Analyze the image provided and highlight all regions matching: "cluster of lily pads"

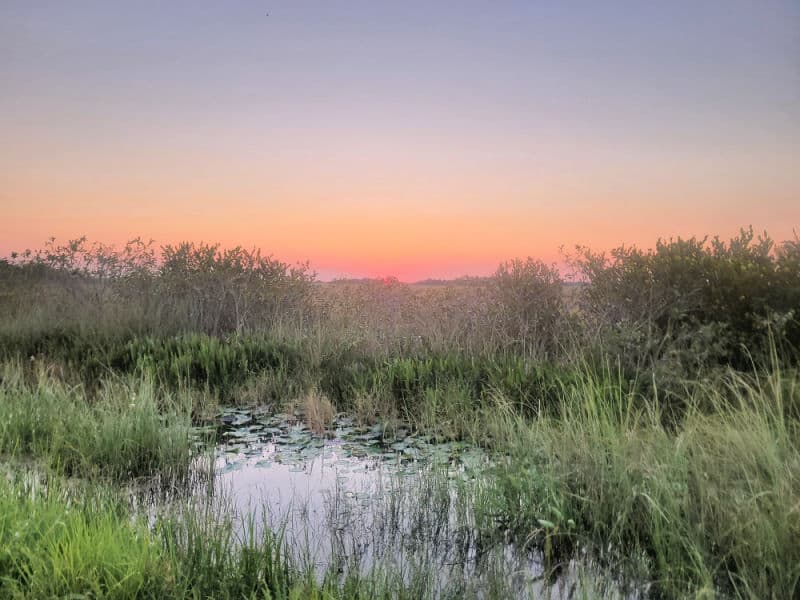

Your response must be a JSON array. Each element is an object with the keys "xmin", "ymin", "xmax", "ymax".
[{"xmin": 205, "ymin": 408, "xmax": 488, "ymax": 476}]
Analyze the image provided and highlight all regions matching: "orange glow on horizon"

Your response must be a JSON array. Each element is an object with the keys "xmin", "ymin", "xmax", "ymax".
[
  {"xmin": 2, "ymin": 2, "xmax": 798, "ymax": 281},
  {"xmin": 4, "ymin": 187, "xmax": 798, "ymax": 282},
  {"xmin": 3, "ymin": 145, "xmax": 799, "ymax": 281}
]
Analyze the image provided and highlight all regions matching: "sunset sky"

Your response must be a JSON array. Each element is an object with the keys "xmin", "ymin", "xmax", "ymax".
[{"xmin": 2, "ymin": 1, "xmax": 798, "ymax": 281}]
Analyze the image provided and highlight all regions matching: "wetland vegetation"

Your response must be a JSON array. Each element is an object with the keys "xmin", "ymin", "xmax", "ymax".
[{"xmin": 0, "ymin": 228, "xmax": 798, "ymax": 598}]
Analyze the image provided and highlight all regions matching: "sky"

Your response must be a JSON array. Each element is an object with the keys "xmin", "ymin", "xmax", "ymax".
[{"xmin": 1, "ymin": 1, "xmax": 798, "ymax": 281}]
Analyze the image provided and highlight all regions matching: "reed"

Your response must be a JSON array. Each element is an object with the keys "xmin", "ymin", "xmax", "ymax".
[
  {"xmin": 487, "ymin": 362, "xmax": 800, "ymax": 598},
  {"xmin": 0, "ymin": 362, "xmax": 196, "ymax": 481}
]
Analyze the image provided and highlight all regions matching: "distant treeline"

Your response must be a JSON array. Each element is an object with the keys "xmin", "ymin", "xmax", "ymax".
[{"xmin": 1, "ymin": 227, "xmax": 798, "ymax": 391}]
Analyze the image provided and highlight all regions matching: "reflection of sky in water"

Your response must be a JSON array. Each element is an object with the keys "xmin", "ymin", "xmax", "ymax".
[
  {"xmin": 210, "ymin": 410, "xmax": 513, "ymax": 583},
  {"xmin": 211, "ymin": 411, "xmax": 459, "ymax": 567},
  {"xmin": 215, "ymin": 440, "xmax": 401, "ymax": 549},
  {"xmin": 201, "ymin": 410, "xmax": 635, "ymax": 598}
]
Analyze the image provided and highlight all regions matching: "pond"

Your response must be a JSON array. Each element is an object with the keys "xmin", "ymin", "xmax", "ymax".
[{"xmin": 183, "ymin": 407, "xmax": 635, "ymax": 598}]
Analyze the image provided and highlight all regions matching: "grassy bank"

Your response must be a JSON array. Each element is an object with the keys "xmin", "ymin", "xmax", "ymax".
[
  {"xmin": 487, "ymin": 363, "xmax": 800, "ymax": 598},
  {"xmin": 0, "ymin": 362, "xmax": 195, "ymax": 482}
]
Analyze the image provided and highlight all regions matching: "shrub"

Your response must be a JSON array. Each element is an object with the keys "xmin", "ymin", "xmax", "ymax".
[
  {"xmin": 574, "ymin": 228, "xmax": 800, "ymax": 378},
  {"xmin": 5, "ymin": 237, "xmax": 316, "ymax": 336},
  {"xmin": 159, "ymin": 242, "xmax": 314, "ymax": 334},
  {"xmin": 489, "ymin": 258, "xmax": 565, "ymax": 357}
]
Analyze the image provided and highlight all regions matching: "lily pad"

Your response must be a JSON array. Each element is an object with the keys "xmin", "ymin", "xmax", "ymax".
[{"xmin": 219, "ymin": 461, "xmax": 244, "ymax": 474}]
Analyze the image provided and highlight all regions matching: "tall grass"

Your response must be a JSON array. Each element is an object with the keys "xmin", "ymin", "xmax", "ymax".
[
  {"xmin": 488, "ymin": 363, "xmax": 800, "ymax": 598},
  {"xmin": 0, "ymin": 475, "xmax": 167, "ymax": 598},
  {"xmin": 1, "ymin": 362, "xmax": 797, "ymax": 597},
  {"xmin": 0, "ymin": 472, "xmax": 320, "ymax": 598},
  {"xmin": 0, "ymin": 330, "xmax": 577, "ymax": 435},
  {"xmin": 0, "ymin": 362, "xmax": 195, "ymax": 481}
]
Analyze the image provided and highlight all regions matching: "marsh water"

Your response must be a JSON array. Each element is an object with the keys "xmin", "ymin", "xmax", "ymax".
[
  {"xmin": 209, "ymin": 409, "xmax": 492, "ymax": 572},
  {"xmin": 174, "ymin": 408, "xmax": 634, "ymax": 598}
]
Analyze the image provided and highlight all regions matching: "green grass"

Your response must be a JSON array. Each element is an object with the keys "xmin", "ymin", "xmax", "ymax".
[
  {"xmin": 487, "ymin": 363, "xmax": 800, "ymax": 598},
  {"xmin": 0, "ymin": 475, "xmax": 167, "ymax": 598},
  {"xmin": 0, "ymin": 362, "xmax": 196, "ymax": 481},
  {"xmin": 0, "ymin": 346, "xmax": 798, "ymax": 597},
  {"xmin": 0, "ymin": 327, "xmax": 582, "ymax": 438},
  {"xmin": 0, "ymin": 471, "xmax": 334, "ymax": 599}
]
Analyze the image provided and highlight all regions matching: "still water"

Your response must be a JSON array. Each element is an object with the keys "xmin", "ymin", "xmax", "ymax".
[{"xmin": 191, "ymin": 408, "xmax": 632, "ymax": 598}]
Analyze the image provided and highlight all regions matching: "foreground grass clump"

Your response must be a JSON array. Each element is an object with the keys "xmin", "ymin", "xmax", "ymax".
[
  {"xmin": 0, "ymin": 362, "xmax": 195, "ymax": 481},
  {"xmin": 488, "ymin": 364, "xmax": 800, "ymax": 599},
  {"xmin": 0, "ymin": 476, "xmax": 167, "ymax": 598},
  {"xmin": 0, "ymin": 473, "xmax": 301, "ymax": 599}
]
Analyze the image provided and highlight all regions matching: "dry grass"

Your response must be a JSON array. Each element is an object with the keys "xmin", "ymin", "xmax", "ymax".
[
  {"xmin": 301, "ymin": 389, "xmax": 335, "ymax": 434},
  {"xmin": 352, "ymin": 390, "xmax": 399, "ymax": 427},
  {"xmin": 310, "ymin": 279, "xmax": 511, "ymax": 356}
]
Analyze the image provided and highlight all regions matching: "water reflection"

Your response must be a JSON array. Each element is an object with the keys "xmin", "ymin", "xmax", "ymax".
[{"xmin": 198, "ymin": 409, "xmax": 633, "ymax": 598}]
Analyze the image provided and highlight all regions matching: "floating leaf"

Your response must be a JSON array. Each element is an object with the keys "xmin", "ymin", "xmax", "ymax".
[{"xmin": 219, "ymin": 461, "xmax": 244, "ymax": 474}]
